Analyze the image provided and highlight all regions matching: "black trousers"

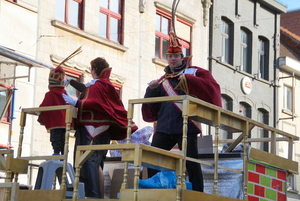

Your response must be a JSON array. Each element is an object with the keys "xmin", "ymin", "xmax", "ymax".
[
  {"xmin": 74, "ymin": 126, "xmax": 111, "ymax": 198},
  {"xmin": 147, "ymin": 132, "xmax": 204, "ymax": 192},
  {"xmin": 50, "ymin": 128, "xmax": 66, "ymax": 155}
]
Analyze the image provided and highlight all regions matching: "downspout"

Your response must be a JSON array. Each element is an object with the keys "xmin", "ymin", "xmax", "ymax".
[
  {"xmin": 137, "ymin": 0, "xmax": 145, "ymax": 126},
  {"xmin": 273, "ymin": 13, "xmax": 279, "ymax": 128},
  {"xmin": 206, "ymin": 0, "xmax": 213, "ymax": 72}
]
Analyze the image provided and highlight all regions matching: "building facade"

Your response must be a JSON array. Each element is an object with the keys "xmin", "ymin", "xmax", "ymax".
[
  {"xmin": 279, "ymin": 9, "xmax": 300, "ymax": 200},
  {"xmin": 209, "ymin": 0, "xmax": 286, "ymax": 152},
  {"xmin": 0, "ymin": 0, "xmax": 209, "ymax": 185}
]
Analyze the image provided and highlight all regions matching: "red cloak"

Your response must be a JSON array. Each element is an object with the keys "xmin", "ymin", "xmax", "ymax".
[{"xmin": 77, "ymin": 68, "xmax": 138, "ymax": 140}]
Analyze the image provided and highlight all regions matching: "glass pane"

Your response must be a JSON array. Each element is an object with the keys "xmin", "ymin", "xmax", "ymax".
[
  {"xmin": 176, "ymin": 21, "xmax": 190, "ymax": 41},
  {"xmin": 69, "ymin": 0, "xmax": 79, "ymax": 27},
  {"xmin": 55, "ymin": 0, "xmax": 66, "ymax": 21},
  {"xmin": 162, "ymin": 39, "xmax": 168, "ymax": 60},
  {"xmin": 110, "ymin": 17, "xmax": 119, "ymax": 42},
  {"xmin": 99, "ymin": 13, "xmax": 107, "ymax": 37},
  {"xmin": 221, "ymin": 20, "xmax": 229, "ymax": 34},
  {"xmin": 155, "ymin": 36, "xmax": 160, "ymax": 58},
  {"xmin": 65, "ymin": 76, "xmax": 77, "ymax": 98},
  {"xmin": 100, "ymin": 0, "xmax": 108, "ymax": 9},
  {"xmin": 224, "ymin": 37, "xmax": 229, "ymax": 62},
  {"xmin": 0, "ymin": 91, "xmax": 7, "ymax": 118},
  {"xmin": 110, "ymin": 0, "xmax": 120, "ymax": 14},
  {"xmin": 241, "ymin": 30, "xmax": 247, "ymax": 43},
  {"xmin": 155, "ymin": 14, "xmax": 160, "ymax": 31},
  {"xmin": 162, "ymin": 17, "xmax": 169, "ymax": 35}
]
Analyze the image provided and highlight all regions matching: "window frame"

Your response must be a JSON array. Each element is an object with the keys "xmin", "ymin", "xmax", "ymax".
[
  {"xmin": 0, "ymin": 88, "xmax": 12, "ymax": 124},
  {"xmin": 222, "ymin": 95, "xmax": 233, "ymax": 141},
  {"xmin": 64, "ymin": 68, "xmax": 83, "ymax": 98},
  {"xmin": 283, "ymin": 85, "xmax": 293, "ymax": 112},
  {"xmin": 220, "ymin": 17, "xmax": 233, "ymax": 64},
  {"xmin": 240, "ymin": 28, "xmax": 252, "ymax": 73},
  {"xmin": 99, "ymin": 0, "xmax": 124, "ymax": 44},
  {"xmin": 258, "ymin": 108, "xmax": 269, "ymax": 152},
  {"xmin": 55, "ymin": 0, "xmax": 84, "ymax": 29},
  {"xmin": 240, "ymin": 102, "xmax": 252, "ymax": 137},
  {"xmin": 258, "ymin": 37, "xmax": 269, "ymax": 80},
  {"xmin": 155, "ymin": 9, "xmax": 192, "ymax": 60}
]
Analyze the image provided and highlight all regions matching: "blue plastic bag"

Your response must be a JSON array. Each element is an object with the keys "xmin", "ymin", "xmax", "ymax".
[{"xmin": 139, "ymin": 171, "xmax": 192, "ymax": 190}]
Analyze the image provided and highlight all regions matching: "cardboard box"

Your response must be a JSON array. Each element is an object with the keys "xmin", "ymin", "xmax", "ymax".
[{"xmin": 110, "ymin": 168, "xmax": 147, "ymax": 199}]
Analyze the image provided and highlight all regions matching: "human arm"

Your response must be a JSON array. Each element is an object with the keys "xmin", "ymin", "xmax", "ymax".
[{"xmin": 68, "ymin": 79, "xmax": 86, "ymax": 92}]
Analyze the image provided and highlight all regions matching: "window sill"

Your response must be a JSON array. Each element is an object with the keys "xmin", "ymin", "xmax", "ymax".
[
  {"xmin": 287, "ymin": 189, "xmax": 299, "ymax": 194},
  {"xmin": 282, "ymin": 109, "xmax": 298, "ymax": 117},
  {"xmin": 51, "ymin": 20, "xmax": 128, "ymax": 52},
  {"xmin": 152, "ymin": 58, "xmax": 167, "ymax": 67},
  {"xmin": 211, "ymin": 57, "xmax": 271, "ymax": 85}
]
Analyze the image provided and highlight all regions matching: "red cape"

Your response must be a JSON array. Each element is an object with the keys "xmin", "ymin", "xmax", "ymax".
[
  {"xmin": 38, "ymin": 86, "xmax": 73, "ymax": 130},
  {"xmin": 142, "ymin": 66, "xmax": 222, "ymax": 122},
  {"xmin": 77, "ymin": 68, "xmax": 138, "ymax": 140}
]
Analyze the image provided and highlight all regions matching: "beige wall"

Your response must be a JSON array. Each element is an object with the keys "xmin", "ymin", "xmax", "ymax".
[{"xmin": 0, "ymin": 0, "xmax": 208, "ymax": 186}]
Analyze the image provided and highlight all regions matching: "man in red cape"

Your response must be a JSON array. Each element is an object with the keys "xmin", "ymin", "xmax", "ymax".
[
  {"xmin": 63, "ymin": 57, "xmax": 137, "ymax": 198},
  {"xmin": 142, "ymin": 31, "xmax": 222, "ymax": 192}
]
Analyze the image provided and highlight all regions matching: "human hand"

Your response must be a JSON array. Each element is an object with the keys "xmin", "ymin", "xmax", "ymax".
[
  {"xmin": 62, "ymin": 94, "xmax": 77, "ymax": 106},
  {"xmin": 63, "ymin": 78, "xmax": 70, "ymax": 86},
  {"xmin": 148, "ymin": 79, "xmax": 159, "ymax": 89}
]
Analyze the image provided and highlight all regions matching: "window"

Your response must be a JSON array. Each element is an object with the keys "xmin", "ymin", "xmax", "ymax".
[
  {"xmin": 258, "ymin": 37, "xmax": 269, "ymax": 80},
  {"xmin": 220, "ymin": 18, "xmax": 233, "ymax": 64},
  {"xmin": 0, "ymin": 88, "xmax": 12, "ymax": 123},
  {"xmin": 64, "ymin": 68, "xmax": 83, "ymax": 98},
  {"xmin": 222, "ymin": 95, "xmax": 233, "ymax": 141},
  {"xmin": 284, "ymin": 85, "xmax": 293, "ymax": 111},
  {"xmin": 55, "ymin": 0, "xmax": 84, "ymax": 29},
  {"xmin": 258, "ymin": 109, "xmax": 269, "ymax": 152},
  {"xmin": 240, "ymin": 102, "xmax": 251, "ymax": 137},
  {"xmin": 99, "ymin": 0, "xmax": 124, "ymax": 44},
  {"xmin": 155, "ymin": 9, "xmax": 191, "ymax": 60},
  {"xmin": 240, "ymin": 28, "xmax": 252, "ymax": 73}
]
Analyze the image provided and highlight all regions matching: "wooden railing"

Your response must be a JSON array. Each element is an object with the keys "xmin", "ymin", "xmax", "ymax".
[{"xmin": 71, "ymin": 95, "xmax": 298, "ymax": 201}]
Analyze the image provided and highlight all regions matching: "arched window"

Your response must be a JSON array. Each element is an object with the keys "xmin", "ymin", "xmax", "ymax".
[
  {"xmin": 222, "ymin": 95, "xmax": 233, "ymax": 140},
  {"xmin": 220, "ymin": 17, "xmax": 233, "ymax": 65},
  {"xmin": 240, "ymin": 102, "xmax": 252, "ymax": 137},
  {"xmin": 240, "ymin": 28, "xmax": 252, "ymax": 73},
  {"xmin": 258, "ymin": 36, "xmax": 269, "ymax": 80},
  {"xmin": 258, "ymin": 108, "xmax": 269, "ymax": 152}
]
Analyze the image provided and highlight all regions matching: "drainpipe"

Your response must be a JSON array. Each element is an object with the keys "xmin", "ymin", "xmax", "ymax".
[
  {"xmin": 207, "ymin": 0, "xmax": 213, "ymax": 72},
  {"xmin": 137, "ymin": 0, "xmax": 145, "ymax": 126},
  {"xmin": 273, "ymin": 13, "xmax": 279, "ymax": 128}
]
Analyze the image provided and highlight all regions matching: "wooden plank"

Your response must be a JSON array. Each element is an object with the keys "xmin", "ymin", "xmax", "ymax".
[
  {"xmin": 21, "ymin": 105, "xmax": 74, "ymax": 115},
  {"xmin": 119, "ymin": 189, "xmax": 177, "ymax": 201},
  {"xmin": 6, "ymin": 157, "xmax": 28, "ymax": 174},
  {"xmin": 183, "ymin": 190, "xmax": 242, "ymax": 201},
  {"xmin": 249, "ymin": 148, "xmax": 298, "ymax": 173},
  {"xmin": 18, "ymin": 190, "xmax": 64, "ymax": 201},
  {"xmin": 121, "ymin": 149, "xmax": 180, "ymax": 171},
  {"xmin": 118, "ymin": 189, "xmax": 242, "ymax": 201}
]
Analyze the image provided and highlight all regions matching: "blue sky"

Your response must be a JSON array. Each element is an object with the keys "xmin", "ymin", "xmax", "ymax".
[{"xmin": 276, "ymin": 0, "xmax": 300, "ymax": 11}]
